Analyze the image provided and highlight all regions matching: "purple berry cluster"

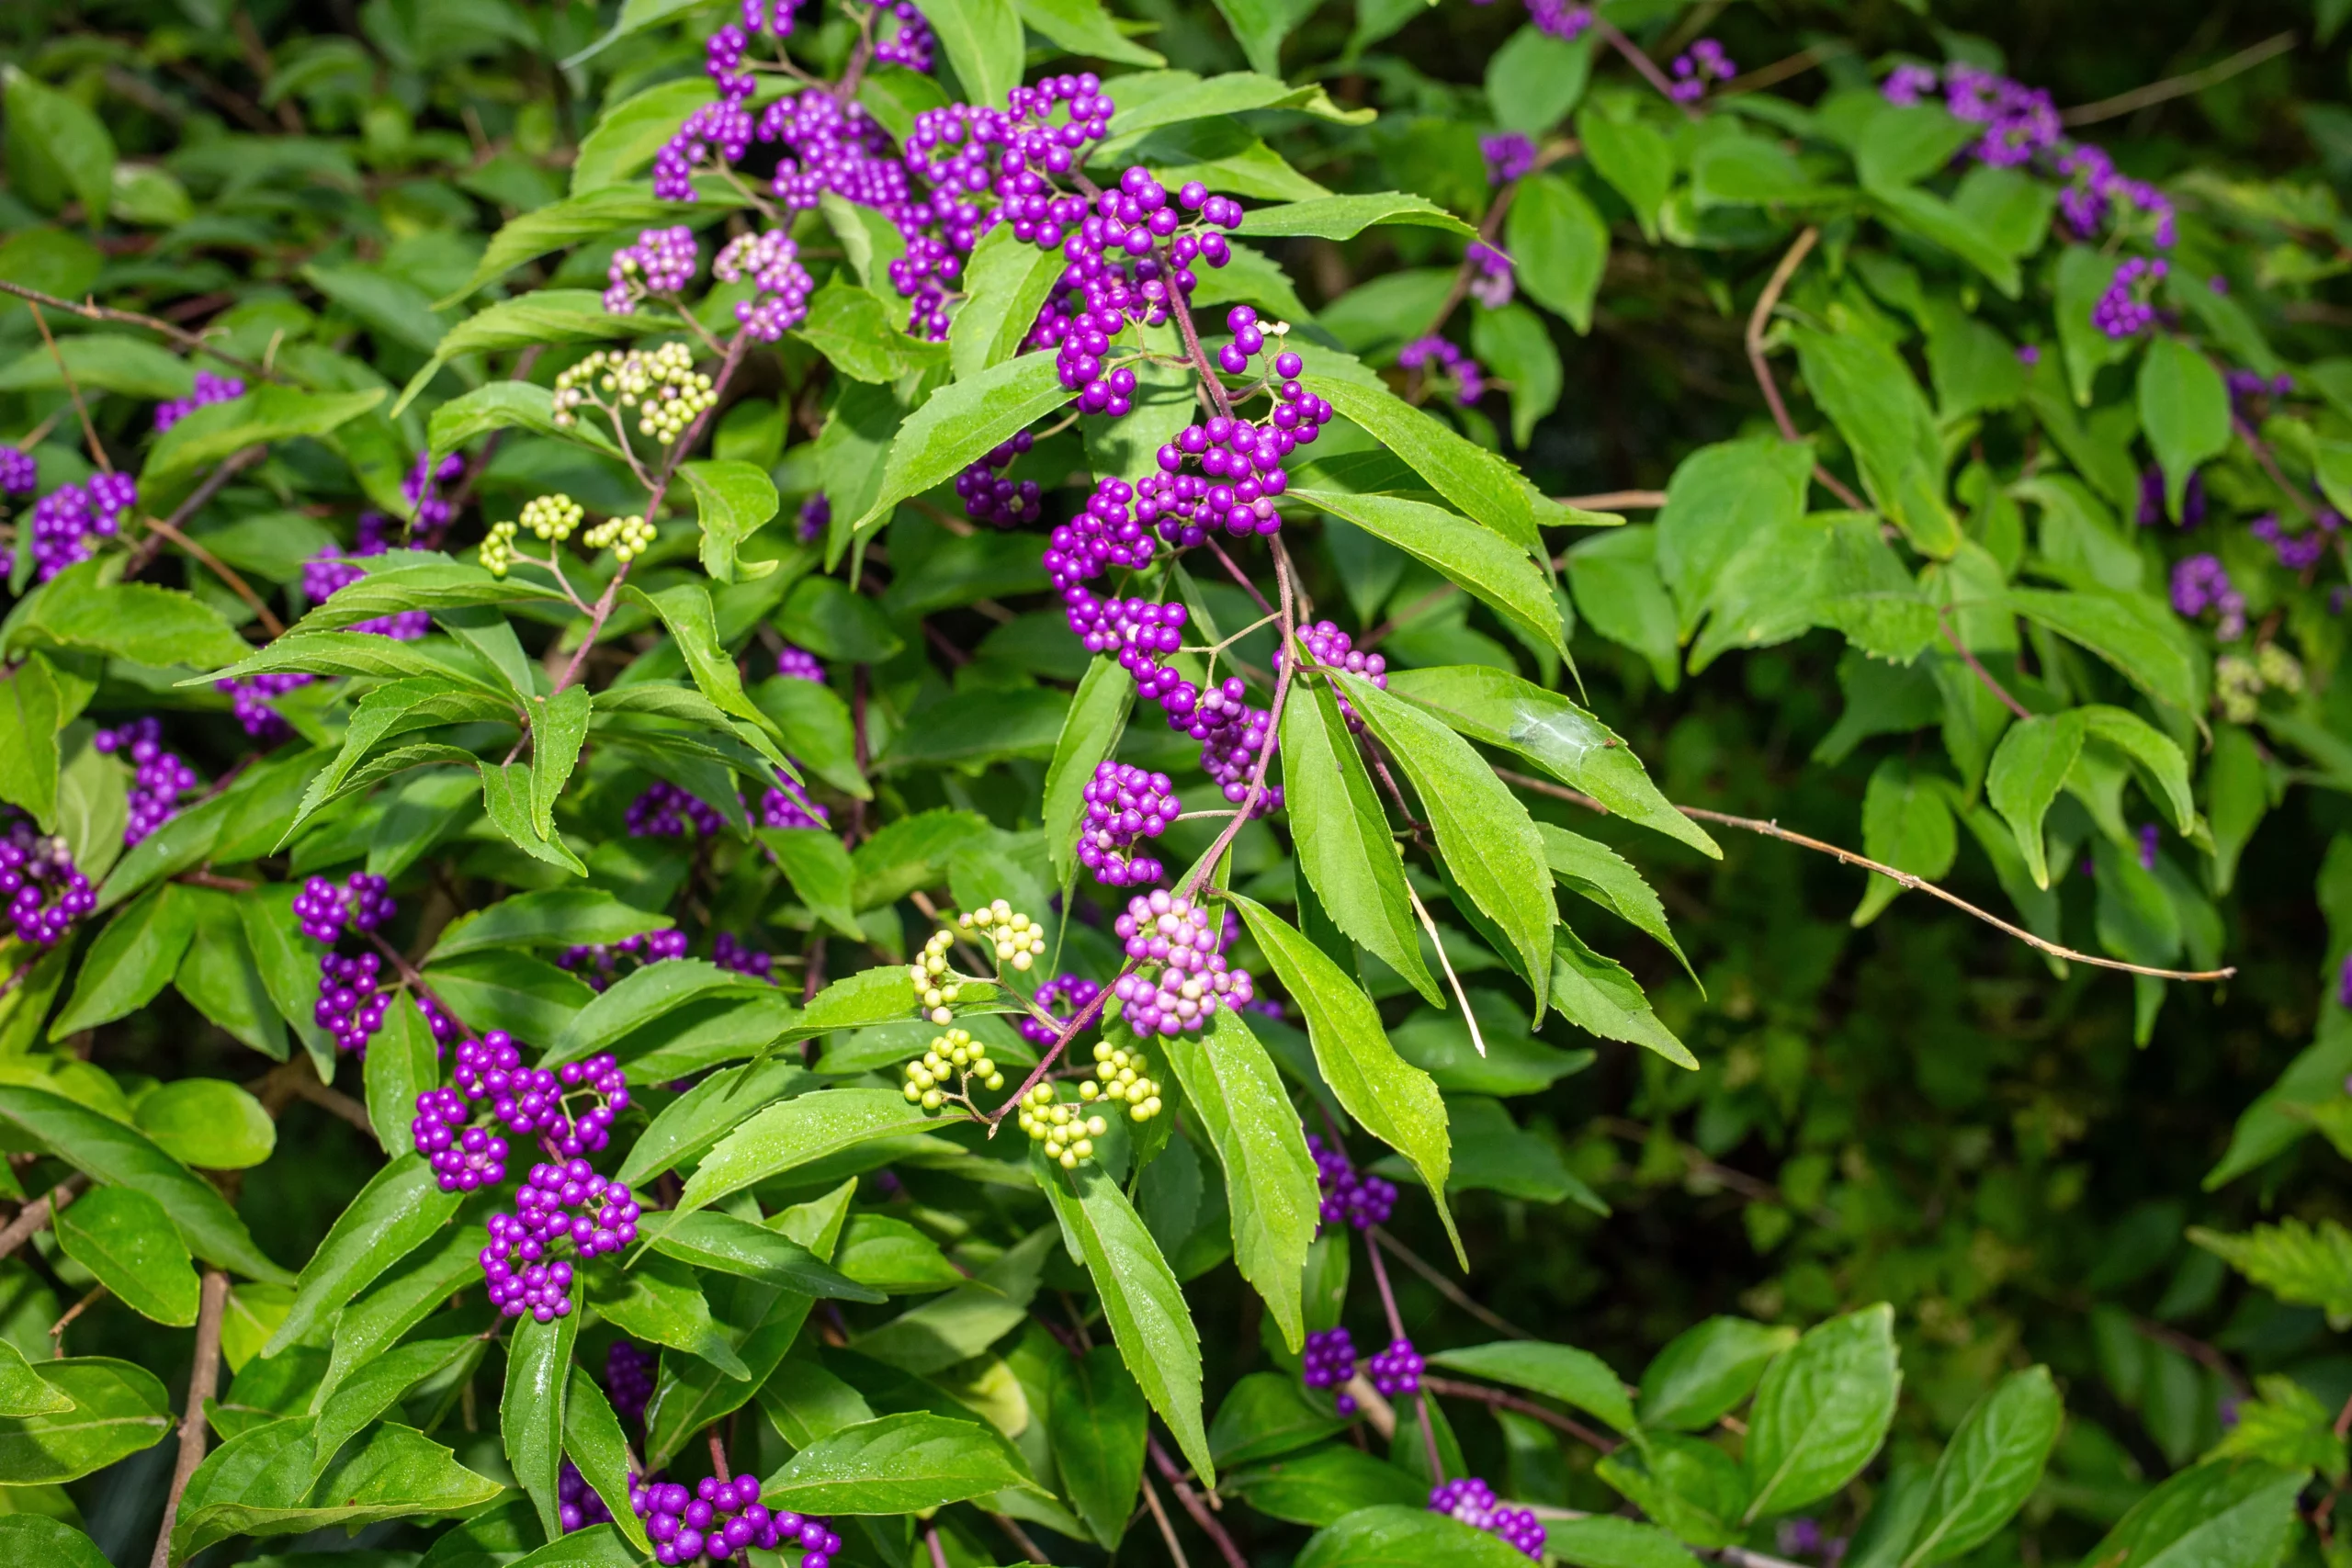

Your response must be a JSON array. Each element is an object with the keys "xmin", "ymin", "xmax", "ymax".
[
  {"xmin": 775, "ymin": 645, "xmax": 825, "ymax": 682},
  {"xmin": 1480, "ymin": 133, "xmax": 1536, "ymax": 186},
  {"xmin": 1883, "ymin": 62, "xmax": 2173, "ymax": 245},
  {"xmin": 560, "ymin": 1461, "xmax": 615, "ymax": 1531},
  {"xmin": 25, "ymin": 473, "xmax": 137, "ymax": 582},
  {"xmin": 797, "ymin": 493, "xmax": 829, "ymax": 542},
  {"xmin": 2138, "ymin": 466, "xmax": 2206, "ymax": 529},
  {"xmin": 457, "ymin": 1032, "xmax": 631, "ymax": 1152},
  {"xmin": 316, "ymin": 951, "xmax": 390, "ymax": 1055},
  {"xmin": 2171, "ymin": 555, "xmax": 2247, "ymax": 639},
  {"xmin": 2094, "ymin": 256, "xmax": 2166, "ymax": 340},
  {"xmin": 1309, "ymin": 1133, "xmax": 1397, "ymax": 1231},
  {"xmin": 1430, "ymin": 1478, "xmax": 1545, "ymax": 1559},
  {"xmin": 1139, "ymin": 336, "xmax": 1329, "ymax": 544},
  {"xmin": 1522, "ymin": 0, "xmax": 1594, "ymax": 42},
  {"xmin": 712, "ymin": 230, "xmax": 815, "ymax": 341},
  {"xmin": 1467, "ymin": 242, "xmax": 1514, "ymax": 310},
  {"xmin": 1111, "ymin": 890, "xmax": 1256, "ymax": 1036},
  {"xmin": 605, "ymin": 225, "xmax": 700, "ymax": 314},
  {"xmin": 215, "ymin": 671, "xmax": 313, "ymax": 742},
  {"xmin": 2227, "ymin": 368, "xmax": 2294, "ymax": 412},
  {"xmin": 93, "ymin": 718, "xmax": 199, "ymax": 845},
  {"xmin": 761, "ymin": 773, "xmax": 831, "ymax": 830},
  {"xmin": 153, "ymin": 370, "xmax": 245, "ymax": 434},
  {"xmin": 295, "ymin": 872, "xmax": 396, "ymax": 943},
  {"xmin": 301, "ymin": 517, "xmax": 429, "ymax": 640},
  {"xmin": 1398, "ymin": 336, "xmax": 1485, "ymax": 405},
  {"xmin": 634, "ymin": 1472, "xmax": 841, "ymax": 1565},
  {"xmin": 1034, "ymin": 168, "xmax": 1242, "ymax": 412},
  {"xmin": 1369, "ymin": 1336, "xmax": 1423, "ymax": 1396},
  {"xmin": 404, "ymin": 450, "xmax": 466, "ymax": 545},
  {"xmin": 481, "ymin": 1157, "xmax": 642, "ymax": 1321},
  {"xmin": 1668, "ymin": 39, "xmax": 1735, "ymax": 103},
  {"xmin": 1080, "ymin": 761, "xmax": 1179, "ymax": 887},
  {"xmin": 0, "ymin": 825, "xmax": 94, "ymax": 947},
  {"xmin": 0, "ymin": 446, "xmax": 35, "ymax": 496},
  {"xmin": 712, "ymin": 931, "xmax": 774, "ymax": 981},
  {"xmin": 628, "ymin": 782, "xmax": 725, "ymax": 839},
  {"xmin": 559, "ymin": 929, "xmax": 687, "ymax": 992},
  {"xmin": 2252, "ymin": 512, "xmax": 2338, "ymax": 572},
  {"xmin": 606, "ymin": 1340, "xmax": 655, "ymax": 1423},
  {"xmin": 1274, "ymin": 620, "xmax": 1387, "ymax": 731},
  {"xmin": 955, "ymin": 431, "xmax": 1040, "ymax": 525},
  {"xmin": 1020, "ymin": 972, "xmax": 1102, "ymax": 1045},
  {"xmin": 1303, "ymin": 1326, "xmax": 1360, "ymax": 1414},
  {"xmin": 413, "ymin": 1087, "xmax": 509, "ymax": 1192},
  {"xmin": 872, "ymin": 0, "xmax": 934, "ymax": 71}
]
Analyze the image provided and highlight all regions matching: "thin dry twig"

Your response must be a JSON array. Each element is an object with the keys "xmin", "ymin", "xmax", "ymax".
[
  {"xmin": 2062, "ymin": 31, "xmax": 2297, "ymax": 125},
  {"xmin": 1560, "ymin": 490, "xmax": 1668, "ymax": 511},
  {"xmin": 1744, "ymin": 227, "xmax": 1869, "ymax": 513},
  {"xmin": 1596, "ymin": 19, "xmax": 1699, "ymax": 118},
  {"xmin": 1148, "ymin": 1438, "xmax": 1248, "ymax": 1568},
  {"xmin": 1723, "ymin": 41, "xmax": 1850, "ymax": 96},
  {"xmin": 1422, "ymin": 1374, "xmax": 1620, "ymax": 1452},
  {"xmin": 1939, "ymin": 612, "xmax": 2030, "ymax": 722},
  {"xmin": 126, "ymin": 446, "xmax": 266, "ymax": 577},
  {"xmin": 30, "ymin": 305, "xmax": 108, "ymax": 473},
  {"xmin": 0, "ymin": 277, "xmax": 279, "ymax": 383},
  {"xmin": 1370, "ymin": 1226, "xmax": 1533, "ymax": 1340},
  {"xmin": 51, "ymin": 1283, "xmax": 108, "ymax": 1348},
  {"xmin": 149, "ymin": 1269, "xmax": 231, "ymax": 1568},
  {"xmin": 1495, "ymin": 767, "xmax": 2236, "ymax": 982},
  {"xmin": 142, "ymin": 513, "xmax": 287, "ymax": 636},
  {"xmin": 1137, "ymin": 1473, "xmax": 1194, "ymax": 1568},
  {"xmin": 0, "ymin": 1174, "xmax": 89, "ymax": 1261},
  {"xmin": 986, "ymin": 1512, "xmax": 1051, "ymax": 1564}
]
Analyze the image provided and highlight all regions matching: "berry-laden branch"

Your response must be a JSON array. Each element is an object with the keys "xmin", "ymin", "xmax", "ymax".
[
  {"xmin": 1494, "ymin": 768, "xmax": 2236, "ymax": 981},
  {"xmin": 0, "ymin": 276, "xmax": 283, "ymax": 384}
]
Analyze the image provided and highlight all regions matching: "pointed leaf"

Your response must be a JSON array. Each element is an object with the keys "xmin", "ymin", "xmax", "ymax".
[{"xmin": 1986, "ymin": 712, "xmax": 2086, "ymax": 889}]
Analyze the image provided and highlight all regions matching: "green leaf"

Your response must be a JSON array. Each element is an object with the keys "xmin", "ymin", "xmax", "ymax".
[
  {"xmin": 441, "ymin": 190, "xmax": 740, "ymax": 306},
  {"xmin": 1037, "ymin": 1159, "xmax": 1214, "ymax": 1484},
  {"xmin": 1043, "ymin": 658, "xmax": 1134, "ymax": 886},
  {"xmin": 648, "ymin": 1210, "xmax": 884, "ymax": 1301},
  {"xmin": 1654, "ymin": 437, "xmax": 1816, "ymax": 638},
  {"xmin": 0, "ymin": 1086, "xmax": 288, "ymax": 1282},
  {"xmin": 616, "ymin": 1057, "xmax": 813, "ymax": 1189},
  {"xmin": 1337, "ymin": 672, "xmax": 1554, "ymax": 1016},
  {"xmin": 503, "ymin": 1293, "xmax": 577, "ymax": 1539},
  {"xmin": 1488, "ymin": 27, "xmax": 1595, "ymax": 135},
  {"xmin": 307, "ymin": 1336, "xmax": 481, "ymax": 1487},
  {"xmin": 1299, "ymin": 365, "xmax": 1539, "ymax": 553},
  {"xmin": 566, "ymin": 1369, "xmax": 654, "ymax": 1553},
  {"xmin": 845, "ymin": 350, "xmax": 1069, "ymax": 541},
  {"xmin": 1293, "ymin": 489, "xmax": 1561, "ymax": 659},
  {"xmin": 1241, "ymin": 190, "xmax": 1476, "ymax": 240},
  {"xmin": 1207, "ymin": 0, "xmax": 1317, "ymax": 75},
  {"xmin": 171, "ymin": 889, "xmax": 285, "ymax": 1061},
  {"xmin": 948, "ymin": 225, "xmax": 1072, "ymax": 381},
  {"xmin": 302, "ymin": 263, "xmax": 449, "ymax": 353},
  {"xmin": 793, "ymin": 278, "xmax": 948, "ymax": 385},
  {"xmin": 1385, "ymin": 665, "xmax": 1717, "ymax": 858},
  {"xmin": 1544, "ymin": 1517, "xmax": 1704, "ymax": 1568},
  {"xmin": 666, "ymin": 1088, "xmax": 938, "ymax": 1227},
  {"xmin": 1986, "ymin": 711, "xmax": 2087, "ymax": 889},
  {"xmin": 546, "ymin": 958, "xmax": 768, "ymax": 1066},
  {"xmin": 477, "ymin": 759, "xmax": 586, "ymax": 874},
  {"xmin": 2052, "ymin": 246, "xmax": 2138, "ymax": 409},
  {"xmin": 779, "ymin": 577, "xmax": 903, "ymax": 663},
  {"xmin": 1898, "ymin": 1366, "xmax": 2062, "ymax": 1567},
  {"xmin": 51, "ymin": 884, "xmax": 198, "ymax": 1037},
  {"xmin": 1508, "ymin": 175, "xmax": 1609, "ymax": 334},
  {"xmin": 1430, "ymin": 1340, "xmax": 1635, "ymax": 1431},
  {"xmin": 1851, "ymin": 102, "xmax": 1980, "ymax": 190},
  {"xmin": 1854, "ymin": 756, "xmax": 1959, "ymax": 926},
  {"xmin": 1159, "ymin": 1008, "xmax": 1320, "ymax": 1350},
  {"xmin": 1230, "ymin": 1443, "xmax": 1423, "ymax": 1526},
  {"xmin": 625, "ymin": 581, "xmax": 782, "ymax": 746},
  {"xmin": 0, "ymin": 333, "xmax": 192, "ymax": 400},
  {"xmin": 1106, "ymin": 70, "xmax": 1372, "ymax": 140},
  {"xmin": 591, "ymin": 1252, "xmax": 746, "ymax": 1378},
  {"xmin": 0, "ymin": 655, "xmax": 65, "ymax": 828},
  {"xmin": 54, "ymin": 1183, "xmax": 199, "ymax": 1325},
  {"xmin": 2192, "ymin": 1219, "xmax": 2352, "ymax": 1326},
  {"xmin": 1789, "ymin": 327, "xmax": 1960, "ymax": 558},
  {"xmin": 1212, "ymin": 1371, "xmax": 1352, "ymax": 1465},
  {"xmin": 264, "ymin": 1153, "xmax": 460, "ymax": 1356},
  {"xmin": 1017, "ymin": 0, "xmax": 1166, "ymax": 62},
  {"xmin": 911, "ymin": 0, "xmax": 1023, "ymax": 112},
  {"xmin": 1282, "ymin": 677, "xmax": 1440, "ymax": 1004},
  {"xmin": 1575, "ymin": 108, "xmax": 1673, "ymax": 240},
  {"xmin": 0, "ymin": 1337, "xmax": 72, "ymax": 1417},
  {"xmin": 10, "ymin": 562, "xmax": 252, "ymax": 672},
  {"xmin": 1565, "ymin": 526, "xmax": 1681, "ymax": 688},
  {"xmin": 1742, "ymin": 1303, "xmax": 1900, "ymax": 1522},
  {"xmin": 1298, "ymin": 1504, "xmax": 1538, "ymax": 1568},
  {"xmin": 428, "ymin": 889, "xmax": 673, "ymax": 963},
  {"xmin": 0, "ymin": 1358, "xmax": 169, "ymax": 1485},
  {"xmin": 674, "ymin": 459, "xmax": 781, "ymax": 588},
  {"xmin": 2137, "ymin": 337, "xmax": 2232, "ymax": 520},
  {"xmin": 2082, "ymin": 705, "xmax": 2195, "ymax": 833},
  {"xmin": 427, "ymin": 379, "xmax": 621, "ymax": 465},
  {"xmin": 2206, "ymin": 724, "xmax": 2268, "ymax": 896},
  {"xmin": 762, "ymin": 1409, "xmax": 1034, "ymax": 1514},
  {"xmin": 174, "ymin": 1420, "xmax": 503, "ymax": 1562},
  {"xmin": 571, "ymin": 77, "xmax": 714, "ymax": 193},
  {"xmin": 141, "ymin": 384, "xmax": 385, "ymax": 490},
  {"xmin": 1229, "ymin": 894, "xmax": 1460, "ymax": 1264},
  {"xmin": 318, "ymin": 1223, "xmax": 488, "ymax": 1404},
  {"xmin": 760, "ymin": 828, "xmax": 862, "ymax": 940},
  {"xmin": 1539, "ymin": 825, "xmax": 1691, "ymax": 979},
  {"xmin": 395, "ymin": 290, "xmax": 647, "ymax": 415},
  {"xmin": 2075, "ymin": 1460, "xmax": 2305, "ymax": 1568},
  {"xmin": 1049, "ymin": 1345, "xmax": 1149, "ymax": 1546},
  {"xmin": 1638, "ymin": 1317, "xmax": 1799, "ymax": 1432},
  {"xmin": 3, "ymin": 68, "xmax": 114, "ymax": 223},
  {"xmin": 0, "ymin": 1518, "xmax": 107, "ymax": 1566}
]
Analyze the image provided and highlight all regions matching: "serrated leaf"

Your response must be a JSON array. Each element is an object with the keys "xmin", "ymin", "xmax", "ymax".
[
  {"xmin": 1047, "ymin": 1345, "xmax": 1149, "ymax": 1546},
  {"xmin": 1789, "ymin": 326, "xmax": 1960, "ymax": 558},
  {"xmin": 428, "ymin": 889, "xmax": 673, "ymax": 963},
  {"xmin": 565, "ymin": 1369, "xmax": 654, "ymax": 1551},
  {"xmin": 51, "ymin": 883, "xmax": 198, "ymax": 1037},
  {"xmin": 2075, "ymin": 1459, "xmax": 2304, "ymax": 1568},
  {"xmin": 1986, "ymin": 711, "xmax": 2086, "ymax": 890},
  {"xmin": 141, "ymin": 384, "xmax": 384, "ymax": 490},
  {"xmin": 1430, "ymin": 1340, "xmax": 1634, "ymax": 1431},
  {"xmin": 1539, "ymin": 824, "xmax": 1691, "ymax": 980},
  {"xmin": 0, "ymin": 1358, "xmax": 169, "ymax": 1486},
  {"xmin": 265, "ymin": 1153, "xmax": 459, "ymax": 1356},
  {"xmin": 911, "ymin": 0, "xmax": 1023, "ymax": 113},
  {"xmin": 666, "ymin": 1087, "xmax": 939, "ymax": 1227},
  {"xmin": 763, "ymin": 1410, "xmax": 1036, "ymax": 1514},
  {"xmin": 2192, "ymin": 1219, "xmax": 2352, "ymax": 1326},
  {"xmin": 1743, "ymin": 1303, "xmax": 1900, "ymax": 1522},
  {"xmin": 1293, "ymin": 489, "xmax": 1562, "ymax": 659},
  {"xmin": 845, "ymin": 351, "xmax": 1070, "ymax": 542},
  {"xmin": 440, "ymin": 191, "xmax": 740, "ymax": 306},
  {"xmin": 793, "ymin": 278, "xmax": 948, "ymax": 385},
  {"xmin": 647, "ymin": 1210, "xmax": 884, "ymax": 1301},
  {"xmin": 1016, "ymin": 0, "xmax": 1165, "ymax": 64},
  {"xmin": 1300, "ymin": 369, "xmax": 1538, "ymax": 552},
  {"xmin": 504, "ymin": 1292, "xmax": 577, "ymax": 1538},
  {"xmin": 478, "ymin": 759, "xmax": 587, "ymax": 874},
  {"xmin": 9, "ymin": 561, "xmax": 251, "ymax": 671},
  {"xmin": 1229, "ymin": 893, "xmax": 1461, "ymax": 1263},
  {"xmin": 427, "ymin": 380, "xmax": 622, "ymax": 464},
  {"xmin": 174, "ymin": 1420, "xmax": 502, "ymax": 1562},
  {"xmin": 54, "ymin": 1184, "xmax": 199, "ymax": 1325},
  {"xmin": 681, "ymin": 458, "xmax": 782, "ymax": 584}
]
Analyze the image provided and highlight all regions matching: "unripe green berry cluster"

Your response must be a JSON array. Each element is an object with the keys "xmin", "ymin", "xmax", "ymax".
[
  {"xmin": 1018, "ymin": 1084, "xmax": 1111, "ymax": 1169},
  {"xmin": 900, "ymin": 1026, "xmax": 1004, "ymax": 1109},
  {"xmin": 551, "ymin": 344, "xmax": 717, "ymax": 443},
  {"xmin": 521, "ymin": 492, "xmax": 583, "ymax": 542},
  {"xmin": 910, "ymin": 928, "xmax": 965, "ymax": 1025},
  {"xmin": 1080, "ymin": 1038, "xmax": 1163, "ymax": 1119},
  {"xmin": 960, "ymin": 899, "xmax": 1046, "ymax": 968},
  {"xmin": 583, "ymin": 513, "xmax": 658, "ymax": 563}
]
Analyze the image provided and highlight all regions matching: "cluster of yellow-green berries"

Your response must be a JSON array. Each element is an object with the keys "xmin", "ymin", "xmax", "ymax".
[
  {"xmin": 1018, "ymin": 1085, "xmax": 1111, "ymax": 1170},
  {"xmin": 582, "ymin": 513, "xmax": 658, "ymax": 563},
  {"xmin": 910, "ymin": 928, "xmax": 965, "ymax": 1026},
  {"xmin": 2215, "ymin": 644, "xmax": 2304, "ymax": 723},
  {"xmin": 551, "ymin": 344, "xmax": 716, "ymax": 443},
  {"xmin": 899, "ymin": 1027, "xmax": 1005, "ymax": 1110},
  {"xmin": 520, "ymin": 492, "xmax": 582, "ymax": 542},
  {"xmin": 1079, "ymin": 1039, "xmax": 1163, "ymax": 1120},
  {"xmin": 960, "ymin": 899, "xmax": 1047, "ymax": 968},
  {"xmin": 480, "ymin": 519, "xmax": 521, "ymax": 577}
]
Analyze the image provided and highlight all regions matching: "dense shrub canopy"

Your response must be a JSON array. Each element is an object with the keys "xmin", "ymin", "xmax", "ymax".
[{"xmin": 0, "ymin": 1, "xmax": 2345, "ymax": 1566}]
